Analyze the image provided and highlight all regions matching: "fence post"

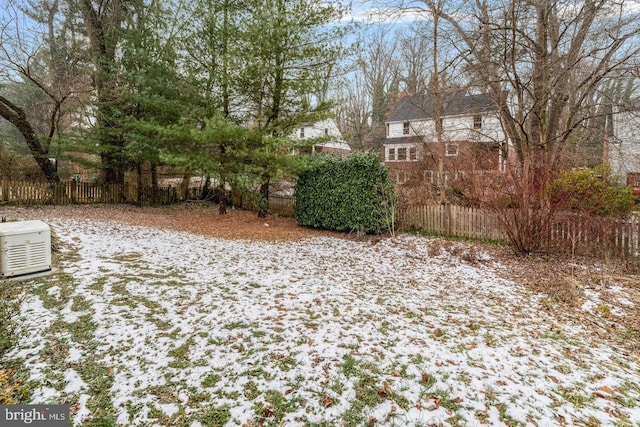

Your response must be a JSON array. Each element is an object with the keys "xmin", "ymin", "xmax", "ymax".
[
  {"xmin": 445, "ymin": 203, "xmax": 452, "ymax": 236},
  {"xmin": 1, "ymin": 180, "xmax": 7, "ymax": 203}
]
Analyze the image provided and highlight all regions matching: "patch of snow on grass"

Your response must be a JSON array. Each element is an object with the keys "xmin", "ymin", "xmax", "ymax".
[{"xmin": 6, "ymin": 218, "xmax": 640, "ymax": 426}]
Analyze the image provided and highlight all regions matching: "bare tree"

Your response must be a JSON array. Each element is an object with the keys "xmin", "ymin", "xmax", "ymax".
[
  {"xmin": 425, "ymin": 1, "xmax": 446, "ymax": 203},
  {"xmin": 358, "ymin": 28, "xmax": 400, "ymax": 147},
  {"xmin": 334, "ymin": 74, "xmax": 372, "ymax": 150},
  {"xmin": 421, "ymin": 0, "xmax": 640, "ymax": 253},
  {"xmin": 435, "ymin": 0, "xmax": 639, "ymax": 174},
  {"xmin": 0, "ymin": 0, "xmax": 88, "ymax": 182},
  {"xmin": 397, "ymin": 26, "xmax": 432, "ymax": 96}
]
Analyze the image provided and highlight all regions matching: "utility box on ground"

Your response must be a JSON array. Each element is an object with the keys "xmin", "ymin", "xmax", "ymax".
[{"xmin": 0, "ymin": 220, "xmax": 52, "ymax": 278}]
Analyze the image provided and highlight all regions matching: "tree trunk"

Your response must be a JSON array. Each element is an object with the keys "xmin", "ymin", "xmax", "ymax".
[
  {"xmin": 136, "ymin": 162, "xmax": 143, "ymax": 205},
  {"xmin": 0, "ymin": 96, "xmax": 59, "ymax": 183},
  {"xmin": 79, "ymin": 0, "xmax": 126, "ymax": 185},
  {"xmin": 218, "ymin": 182, "xmax": 228, "ymax": 215},
  {"xmin": 430, "ymin": 4, "xmax": 445, "ymax": 204},
  {"xmin": 151, "ymin": 163, "xmax": 158, "ymax": 204},
  {"xmin": 180, "ymin": 171, "xmax": 192, "ymax": 200},
  {"xmin": 258, "ymin": 174, "xmax": 270, "ymax": 218}
]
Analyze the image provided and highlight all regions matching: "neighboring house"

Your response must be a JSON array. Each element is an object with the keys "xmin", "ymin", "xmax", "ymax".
[
  {"xmin": 608, "ymin": 106, "xmax": 640, "ymax": 195},
  {"xmin": 293, "ymin": 118, "xmax": 351, "ymax": 155},
  {"xmin": 382, "ymin": 92, "xmax": 509, "ymax": 185}
]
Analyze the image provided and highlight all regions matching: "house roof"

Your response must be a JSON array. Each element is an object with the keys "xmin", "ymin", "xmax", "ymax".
[{"xmin": 388, "ymin": 92, "xmax": 499, "ymax": 122}]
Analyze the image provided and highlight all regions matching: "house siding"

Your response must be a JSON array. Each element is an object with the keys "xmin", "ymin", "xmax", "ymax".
[
  {"xmin": 298, "ymin": 118, "xmax": 343, "ymax": 140},
  {"xmin": 387, "ymin": 114, "xmax": 504, "ymax": 143},
  {"xmin": 293, "ymin": 118, "xmax": 351, "ymax": 155},
  {"xmin": 609, "ymin": 108, "xmax": 640, "ymax": 188}
]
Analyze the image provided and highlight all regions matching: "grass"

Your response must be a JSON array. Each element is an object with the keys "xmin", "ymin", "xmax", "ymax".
[
  {"xmin": 334, "ymin": 353, "xmax": 422, "ymax": 426},
  {"xmin": 201, "ymin": 373, "xmax": 221, "ymax": 388},
  {"xmin": 197, "ymin": 404, "xmax": 231, "ymax": 426},
  {"xmin": 167, "ymin": 337, "xmax": 194, "ymax": 369},
  {"xmin": 0, "ymin": 282, "xmax": 43, "ymax": 404},
  {"xmin": 0, "ymin": 282, "xmax": 21, "ymax": 357},
  {"xmin": 81, "ymin": 361, "xmax": 117, "ymax": 426}
]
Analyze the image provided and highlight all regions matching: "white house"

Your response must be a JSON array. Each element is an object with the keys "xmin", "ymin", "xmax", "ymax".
[
  {"xmin": 293, "ymin": 118, "xmax": 351, "ymax": 155},
  {"xmin": 383, "ymin": 92, "xmax": 509, "ymax": 184},
  {"xmin": 609, "ymin": 106, "xmax": 640, "ymax": 194}
]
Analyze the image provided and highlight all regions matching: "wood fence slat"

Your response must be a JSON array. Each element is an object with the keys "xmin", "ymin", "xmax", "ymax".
[{"xmin": 397, "ymin": 204, "xmax": 639, "ymax": 259}]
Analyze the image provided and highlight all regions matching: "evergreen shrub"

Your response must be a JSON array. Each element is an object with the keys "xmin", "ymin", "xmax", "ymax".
[
  {"xmin": 294, "ymin": 151, "xmax": 396, "ymax": 233},
  {"xmin": 550, "ymin": 164, "xmax": 634, "ymax": 216}
]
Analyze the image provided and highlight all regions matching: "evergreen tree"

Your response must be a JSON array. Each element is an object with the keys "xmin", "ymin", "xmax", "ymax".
[
  {"xmin": 181, "ymin": 0, "xmax": 354, "ymax": 216},
  {"xmin": 237, "ymin": 0, "xmax": 353, "ymax": 215},
  {"xmin": 118, "ymin": 0, "xmax": 194, "ymax": 202}
]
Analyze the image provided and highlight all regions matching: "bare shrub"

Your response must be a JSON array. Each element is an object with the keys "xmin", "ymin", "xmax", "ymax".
[{"xmin": 457, "ymin": 164, "xmax": 555, "ymax": 255}]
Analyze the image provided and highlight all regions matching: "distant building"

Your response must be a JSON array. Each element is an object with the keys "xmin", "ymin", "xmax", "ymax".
[
  {"xmin": 609, "ymin": 105, "xmax": 640, "ymax": 195},
  {"xmin": 383, "ymin": 92, "xmax": 510, "ymax": 185},
  {"xmin": 293, "ymin": 118, "xmax": 351, "ymax": 155}
]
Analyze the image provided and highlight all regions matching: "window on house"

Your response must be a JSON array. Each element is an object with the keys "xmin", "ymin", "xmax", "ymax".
[
  {"xmin": 325, "ymin": 128, "xmax": 329, "ymax": 135},
  {"xmin": 300, "ymin": 127, "xmax": 305, "ymax": 138},
  {"xmin": 403, "ymin": 122, "xmax": 410, "ymax": 135},
  {"xmin": 396, "ymin": 171, "xmax": 407, "ymax": 183},
  {"xmin": 409, "ymin": 146, "xmax": 417, "ymax": 161},
  {"xmin": 445, "ymin": 143, "xmax": 459, "ymax": 157},
  {"xmin": 388, "ymin": 147, "xmax": 396, "ymax": 161},
  {"xmin": 423, "ymin": 170, "xmax": 433, "ymax": 183},
  {"xmin": 397, "ymin": 147, "xmax": 407, "ymax": 161},
  {"xmin": 473, "ymin": 115, "xmax": 482, "ymax": 129},
  {"xmin": 386, "ymin": 123, "xmax": 390, "ymax": 137}
]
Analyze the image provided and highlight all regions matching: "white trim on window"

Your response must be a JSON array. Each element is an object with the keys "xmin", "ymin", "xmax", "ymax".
[
  {"xmin": 423, "ymin": 170, "xmax": 433, "ymax": 183},
  {"xmin": 409, "ymin": 146, "xmax": 417, "ymax": 160},
  {"xmin": 387, "ymin": 147, "xmax": 396, "ymax": 161},
  {"xmin": 386, "ymin": 144, "xmax": 422, "ymax": 162},
  {"xmin": 396, "ymin": 170, "xmax": 407, "ymax": 183}
]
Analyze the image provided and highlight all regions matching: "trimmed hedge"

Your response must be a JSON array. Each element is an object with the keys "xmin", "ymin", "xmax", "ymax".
[{"xmin": 294, "ymin": 151, "xmax": 396, "ymax": 233}]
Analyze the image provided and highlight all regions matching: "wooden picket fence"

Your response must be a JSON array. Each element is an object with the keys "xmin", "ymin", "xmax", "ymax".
[
  {"xmin": 269, "ymin": 196, "xmax": 295, "ymax": 216},
  {"xmin": 0, "ymin": 180, "xmax": 126, "ymax": 204},
  {"xmin": 398, "ymin": 204, "xmax": 640, "ymax": 258},
  {"xmin": 0, "ymin": 180, "xmax": 295, "ymax": 212},
  {"xmin": 549, "ymin": 212, "xmax": 640, "ymax": 259},
  {"xmin": 0, "ymin": 180, "xmax": 215, "ymax": 205},
  {"xmin": 398, "ymin": 204, "xmax": 508, "ymax": 241},
  {"xmin": 3, "ymin": 180, "xmax": 638, "ymax": 258}
]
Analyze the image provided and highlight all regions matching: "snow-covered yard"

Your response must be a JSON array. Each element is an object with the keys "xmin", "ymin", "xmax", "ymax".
[{"xmin": 3, "ymin": 213, "xmax": 640, "ymax": 426}]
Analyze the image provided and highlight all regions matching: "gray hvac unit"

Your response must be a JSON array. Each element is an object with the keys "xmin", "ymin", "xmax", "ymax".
[{"xmin": 0, "ymin": 220, "xmax": 52, "ymax": 278}]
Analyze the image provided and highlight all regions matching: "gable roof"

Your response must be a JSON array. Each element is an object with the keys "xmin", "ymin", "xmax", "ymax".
[{"xmin": 388, "ymin": 92, "xmax": 499, "ymax": 122}]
